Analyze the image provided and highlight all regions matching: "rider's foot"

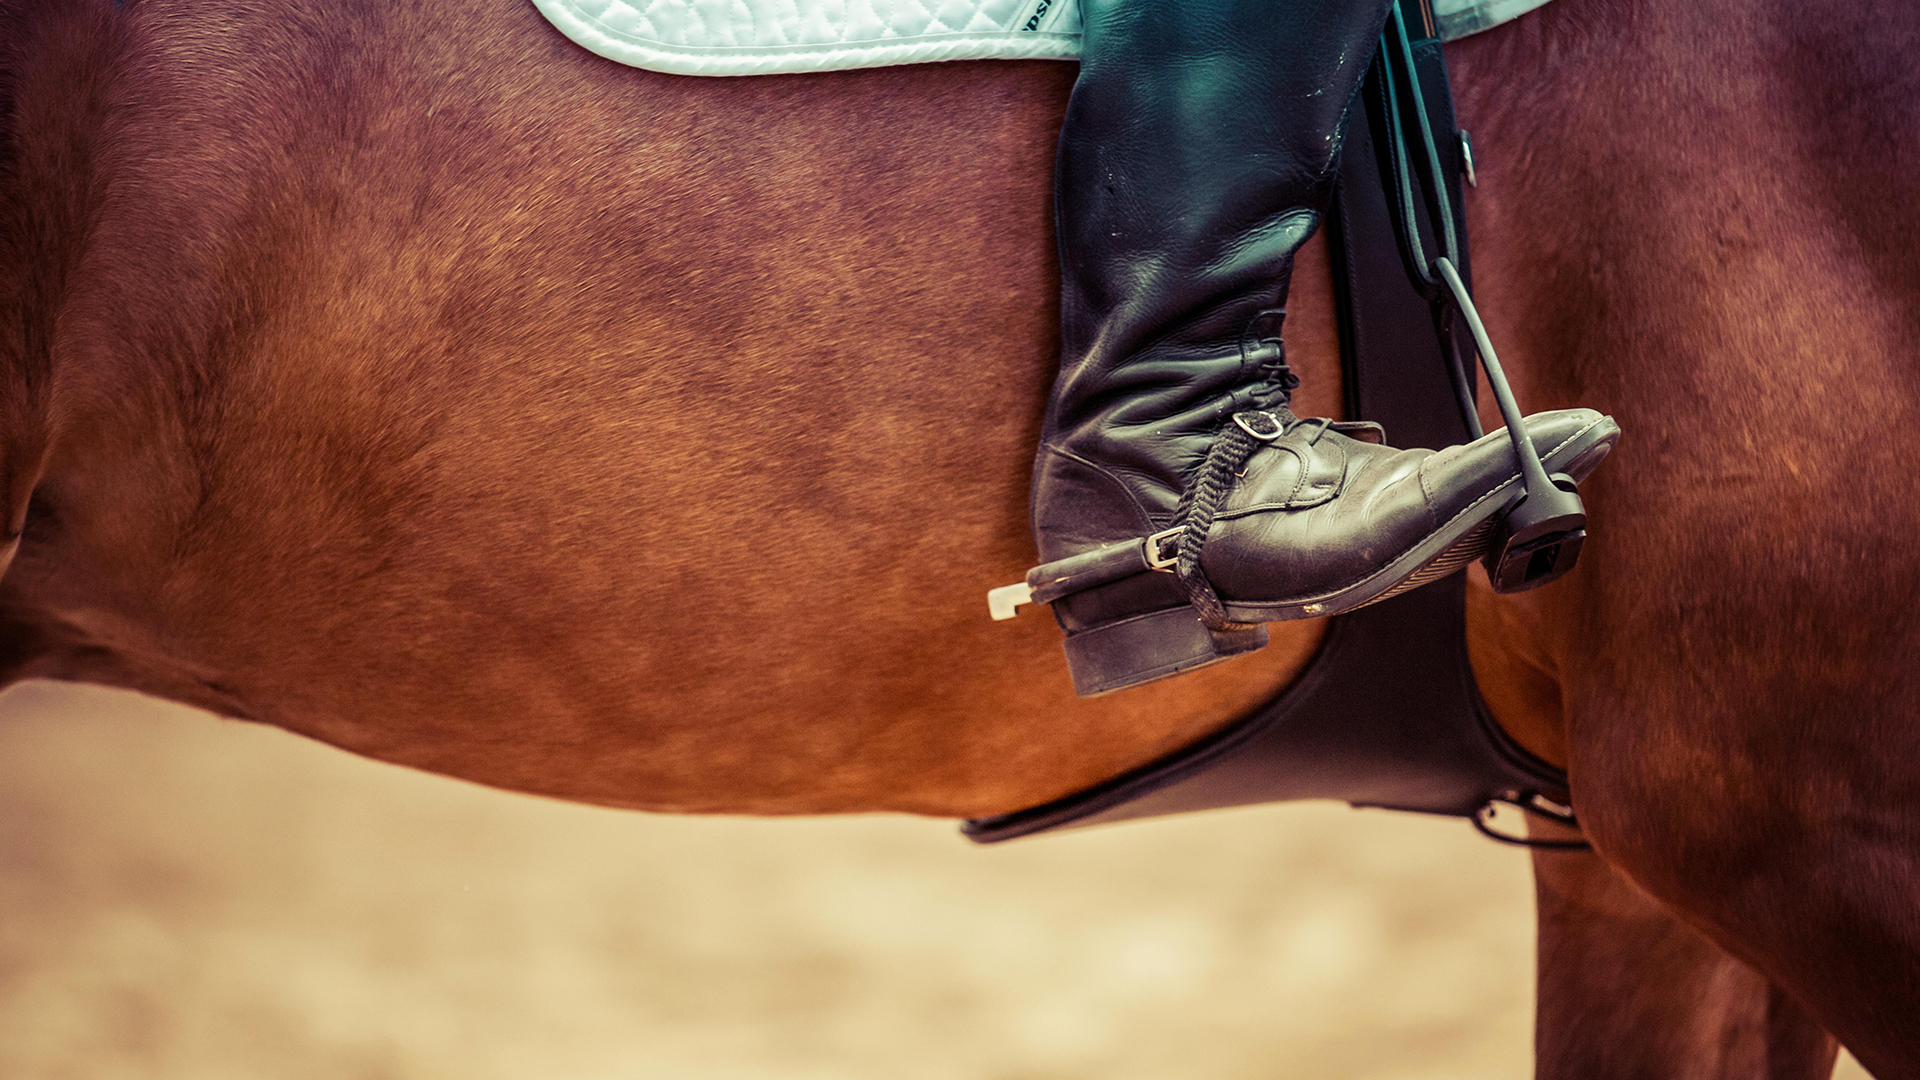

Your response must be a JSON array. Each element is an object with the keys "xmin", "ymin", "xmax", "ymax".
[{"xmin": 1019, "ymin": 405, "xmax": 1618, "ymax": 696}]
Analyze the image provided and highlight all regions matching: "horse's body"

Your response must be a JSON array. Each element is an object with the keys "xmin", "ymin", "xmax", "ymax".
[{"xmin": 3, "ymin": 0, "xmax": 1917, "ymax": 1073}]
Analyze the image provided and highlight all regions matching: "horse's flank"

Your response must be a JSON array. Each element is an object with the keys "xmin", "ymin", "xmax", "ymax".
[{"xmin": 0, "ymin": 0, "xmax": 1342, "ymax": 817}]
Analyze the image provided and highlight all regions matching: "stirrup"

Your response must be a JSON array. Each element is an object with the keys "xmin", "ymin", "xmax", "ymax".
[{"xmin": 1430, "ymin": 258, "xmax": 1588, "ymax": 594}]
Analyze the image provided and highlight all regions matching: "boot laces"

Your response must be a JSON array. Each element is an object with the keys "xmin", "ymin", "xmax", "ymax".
[
  {"xmin": 1241, "ymin": 307, "xmax": 1301, "ymax": 407},
  {"xmin": 1171, "ymin": 310, "xmax": 1322, "ymax": 629}
]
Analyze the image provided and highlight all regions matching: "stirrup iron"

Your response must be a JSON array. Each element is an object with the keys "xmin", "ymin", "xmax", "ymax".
[
  {"xmin": 1378, "ymin": 2, "xmax": 1590, "ymax": 596},
  {"xmin": 1431, "ymin": 258, "xmax": 1587, "ymax": 593}
]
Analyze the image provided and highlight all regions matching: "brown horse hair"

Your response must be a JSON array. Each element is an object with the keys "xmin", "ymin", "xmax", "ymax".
[{"xmin": 6, "ymin": 0, "xmax": 1920, "ymax": 1072}]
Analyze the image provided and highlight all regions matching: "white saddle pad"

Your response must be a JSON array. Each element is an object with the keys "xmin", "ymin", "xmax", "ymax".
[{"xmin": 533, "ymin": 0, "xmax": 1555, "ymax": 76}]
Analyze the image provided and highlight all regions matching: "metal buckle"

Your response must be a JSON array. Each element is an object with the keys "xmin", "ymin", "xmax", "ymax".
[
  {"xmin": 1470, "ymin": 792, "xmax": 1592, "ymax": 851},
  {"xmin": 1144, "ymin": 527, "xmax": 1182, "ymax": 571},
  {"xmin": 1232, "ymin": 410, "xmax": 1286, "ymax": 441}
]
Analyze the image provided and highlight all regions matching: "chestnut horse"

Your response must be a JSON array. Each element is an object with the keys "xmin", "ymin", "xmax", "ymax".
[{"xmin": 3, "ymin": 0, "xmax": 1916, "ymax": 1073}]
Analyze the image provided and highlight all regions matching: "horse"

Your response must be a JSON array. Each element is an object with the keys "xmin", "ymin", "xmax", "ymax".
[{"xmin": 2, "ymin": 0, "xmax": 1916, "ymax": 1073}]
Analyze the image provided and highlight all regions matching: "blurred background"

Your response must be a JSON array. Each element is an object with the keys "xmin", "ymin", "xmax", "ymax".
[{"xmin": 0, "ymin": 681, "xmax": 1873, "ymax": 1080}]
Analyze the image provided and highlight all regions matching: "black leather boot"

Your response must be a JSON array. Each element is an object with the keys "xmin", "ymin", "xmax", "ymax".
[{"xmin": 1003, "ymin": 0, "xmax": 1619, "ymax": 696}]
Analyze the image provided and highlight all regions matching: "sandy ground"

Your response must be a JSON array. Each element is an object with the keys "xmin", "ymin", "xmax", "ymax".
[{"xmin": 0, "ymin": 681, "xmax": 1874, "ymax": 1080}]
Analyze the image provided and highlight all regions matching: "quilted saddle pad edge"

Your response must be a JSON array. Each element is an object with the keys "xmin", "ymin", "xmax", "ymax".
[
  {"xmin": 532, "ymin": 0, "xmax": 1082, "ymax": 76},
  {"xmin": 531, "ymin": 0, "xmax": 1554, "ymax": 77}
]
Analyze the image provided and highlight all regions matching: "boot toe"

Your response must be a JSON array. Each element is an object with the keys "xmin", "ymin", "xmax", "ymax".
[
  {"xmin": 1533, "ymin": 407, "xmax": 1619, "ymax": 483},
  {"xmin": 1421, "ymin": 408, "xmax": 1616, "ymax": 521}
]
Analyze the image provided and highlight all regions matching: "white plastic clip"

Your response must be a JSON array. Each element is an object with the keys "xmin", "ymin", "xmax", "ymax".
[{"xmin": 987, "ymin": 582, "xmax": 1033, "ymax": 621}]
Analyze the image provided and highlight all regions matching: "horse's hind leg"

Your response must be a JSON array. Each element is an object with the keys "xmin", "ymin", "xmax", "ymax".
[{"xmin": 1532, "ymin": 844, "xmax": 1837, "ymax": 1079}]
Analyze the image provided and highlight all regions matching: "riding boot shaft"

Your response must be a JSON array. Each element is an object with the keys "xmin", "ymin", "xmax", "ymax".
[{"xmin": 1041, "ymin": 0, "xmax": 1396, "ymax": 542}]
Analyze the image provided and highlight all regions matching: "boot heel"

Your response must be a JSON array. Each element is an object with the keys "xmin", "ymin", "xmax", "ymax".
[{"xmin": 1063, "ymin": 607, "xmax": 1268, "ymax": 697}]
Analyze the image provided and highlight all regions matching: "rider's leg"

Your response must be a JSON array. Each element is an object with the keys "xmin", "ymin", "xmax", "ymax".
[{"xmin": 1029, "ymin": 0, "xmax": 1617, "ymax": 695}]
